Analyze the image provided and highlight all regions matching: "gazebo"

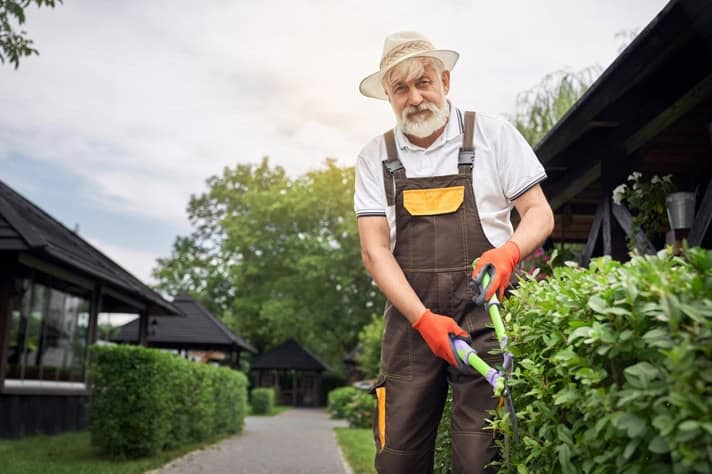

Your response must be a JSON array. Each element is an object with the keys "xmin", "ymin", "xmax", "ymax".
[
  {"xmin": 251, "ymin": 339, "xmax": 328, "ymax": 407},
  {"xmin": 112, "ymin": 294, "xmax": 257, "ymax": 366},
  {"xmin": 0, "ymin": 179, "xmax": 179, "ymax": 438},
  {"xmin": 537, "ymin": 0, "xmax": 712, "ymax": 261}
]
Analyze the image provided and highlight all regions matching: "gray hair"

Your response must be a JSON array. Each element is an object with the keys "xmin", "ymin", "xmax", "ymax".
[{"xmin": 381, "ymin": 56, "xmax": 446, "ymax": 92}]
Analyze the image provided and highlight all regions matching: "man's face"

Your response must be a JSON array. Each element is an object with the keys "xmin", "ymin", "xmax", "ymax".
[{"xmin": 385, "ymin": 61, "xmax": 451, "ymax": 138}]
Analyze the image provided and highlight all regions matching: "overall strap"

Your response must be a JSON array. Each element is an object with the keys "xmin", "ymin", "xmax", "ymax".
[
  {"xmin": 458, "ymin": 111, "xmax": 476, "ymax": 174},
  {"xmin": 382, "ymin": 129, "xmax": 405, "ymax": 206}
]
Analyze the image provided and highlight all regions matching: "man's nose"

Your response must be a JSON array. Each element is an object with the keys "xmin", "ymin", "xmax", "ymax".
[{"xmin": 407, "ymin": 87, "xmax": 423, "ymax": 106}]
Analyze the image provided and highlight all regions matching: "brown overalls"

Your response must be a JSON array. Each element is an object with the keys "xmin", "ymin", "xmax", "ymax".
[{"xmin": 373, "ymin": 111, "xmax": 500, "ymax": 474}]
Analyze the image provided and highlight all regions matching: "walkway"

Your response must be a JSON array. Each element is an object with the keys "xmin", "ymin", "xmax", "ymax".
[{"xmin": 158, "ymin": 408, "xmax": 350, "ymax": 474}]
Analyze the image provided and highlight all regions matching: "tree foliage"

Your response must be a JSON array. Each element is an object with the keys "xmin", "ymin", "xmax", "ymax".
[
  {"xmin": 0, "ymin": 0, "xmax": 61, "ymax": 68},
  {"xmin": 355, "ymin": 313, "xmax": 383, "ymax": 379},
  {"xmin": 510, "ymin": 67, "xmax": 600, "ymax": 146},
  {"xmin": 153, "ymin": 158, "xmax": 384, "ymax": 367}
]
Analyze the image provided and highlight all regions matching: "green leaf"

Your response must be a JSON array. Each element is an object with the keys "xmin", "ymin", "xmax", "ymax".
[
  {"xmin": 557, "ymin": 444, "xmax": 575, "ymax": 474},
  {"xmin": 588, "ymin": 295, "xmax": 608, "ymax": 314},
  {"xmin": 623, "ymin": 438, "xmax": 640, "ymax": 460},
  {"xmin": 642, "ymin": 328, "xmax": 674, "ymax": 349},
  {"xmin": 652, "ymin": 414, "xmax": 675, "ymax": 436},
  {"xmin": 648, "ymin": 436, "xmax": 670, "ymax": 454},
  {"xmin": 554, "ymin": 389, "xmax": 578, "ymax": 405},
  {"xmin": 678, "ymin": 420, "xmax": 700, "ymax": 432},
  {"xmin": 616, "ymin": 412, "xmax": 647, "ymax": 438},
  {"xmin": 624, "ymin": 362, "xmax": 659, "ymax": 388}
]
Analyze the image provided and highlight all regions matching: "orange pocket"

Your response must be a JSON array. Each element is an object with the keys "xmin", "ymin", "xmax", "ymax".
[
  {"xmin": 376, "ymin": 386, "xmax": 386, "ymax": 451},
  {"xmin": 402, "ymin": 186, "xmax": 464, "ymax": 216}
]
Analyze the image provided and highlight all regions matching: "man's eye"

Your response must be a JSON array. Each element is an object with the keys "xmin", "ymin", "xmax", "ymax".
[
  {"xmin": 418, "ymin": 80, "xmax": 431, "ymax": 87},
  {"xmin": 395, "ymin": 86, "xmax": 406, "ymax": 93}
]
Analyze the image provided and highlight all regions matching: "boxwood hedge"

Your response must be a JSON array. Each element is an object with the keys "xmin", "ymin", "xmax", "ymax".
[
  {"xmin": 435, "ymin": 247, "xmax": 712, "ymax": 473},
  {"xmin": 250, "ymin": 387, "xmax": 276, "ymax": 415},
  {"xmin": 89, "ymin": 345, "xmax": 247, "ymax": 458}
]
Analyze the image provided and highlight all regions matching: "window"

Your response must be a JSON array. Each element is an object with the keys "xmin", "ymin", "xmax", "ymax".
[{"xmin": 5, "ymin": 278, "xmax": 90, "ymax": 383}]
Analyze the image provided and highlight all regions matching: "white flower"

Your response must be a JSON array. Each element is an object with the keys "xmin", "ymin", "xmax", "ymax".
[
  {"xmin": 663, "ymin": 174, "xmax": 672, "ymax": 183},
  {"xmin": 627, "ymin": 171, "xmax": 642, "ymax": 182},
  {"xmin": 612, "ymin": 184, "xmax": 627, "ymax": 205},
  {"xmin": 651, "ymin": 175, "xmax": 661, "ymax": 184}
]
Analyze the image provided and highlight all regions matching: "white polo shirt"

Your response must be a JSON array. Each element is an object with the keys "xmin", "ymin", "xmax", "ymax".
[{"xmin": 354, "ymin": 102, "xmax": 547, "ymax": 249}]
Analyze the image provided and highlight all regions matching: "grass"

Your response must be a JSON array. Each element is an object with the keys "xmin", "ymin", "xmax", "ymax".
[
  {"xmin": 247, "ymin": 404, "xmax": 290, "ymax": 416},
  {"xmin": 0, "ymin": 430, "xmax": 233, "ymax": 474},
  {"xmin": 334, "ymin": 427, "xmax": 375, "ymax": 474}
]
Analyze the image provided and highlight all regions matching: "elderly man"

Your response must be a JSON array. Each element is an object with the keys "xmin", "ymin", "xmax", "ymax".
[{"xmin": 354, "ymin": 32, "xmax": 554, "ymax": 473}]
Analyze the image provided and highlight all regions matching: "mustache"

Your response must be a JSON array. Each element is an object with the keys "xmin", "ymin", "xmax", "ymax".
[{"xmin": 402, "ymin": 102, "xmax": 439, "ymax": 120}]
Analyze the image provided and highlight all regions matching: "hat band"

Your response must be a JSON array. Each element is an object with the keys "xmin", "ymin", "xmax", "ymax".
[{"xmin": 379, "ymin": 40, "xmax": 435, "ymax": 70}]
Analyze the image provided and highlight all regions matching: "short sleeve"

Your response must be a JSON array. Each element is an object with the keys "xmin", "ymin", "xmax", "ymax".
[
  {"xmin": 495, "ymin": 120, "xmax": 547, "ymax": 201},
  {"xmin": 354, "ymin": 153, "xmax": 387, "ymax": 217}
]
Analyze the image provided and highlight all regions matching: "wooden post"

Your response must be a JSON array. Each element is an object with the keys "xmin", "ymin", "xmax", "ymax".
[
  {"xmin": 689, "ymin": 176, "xmax": 712, "ymax": 247},
  {"xmin": 85, "ymin": 283, "xmax": 103, "ymax": 384},
  {"xmin": 0, "ymin": 261, "xmax": 15, "ymax": 388},
  {"xmin": 138, "ymin": 305, "xmax": 149, "ymax": 346},
  {"xmin": 292, "ymin": 370, "xmax": 297, "ymax": 406},
  {"xmin": 581, "ymin": 203, "xmax": 603, "ymax": 267}
]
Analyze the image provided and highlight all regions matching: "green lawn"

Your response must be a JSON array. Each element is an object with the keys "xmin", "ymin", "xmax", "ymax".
[
  {"xmin": 0, "ymin": 430, "xmax": 231, "ymax": 474},
  {"xmin": 335, "ymin": 427, "xmax": 375, "ymax": 474}
]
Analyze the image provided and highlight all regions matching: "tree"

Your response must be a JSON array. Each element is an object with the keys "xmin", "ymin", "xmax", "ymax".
[
  {"xmin": 355, "ymin": 313, "xmax": 383, "ymax": 378},
  {"xmin": 153, "ymin": 158, "xmax": 385, "ymax": 367},
  {"xmin": 510, "ymin": 67, "xmax": 600, "ymax": 146},
  {"xmin": 1, "ymin": 0, "xmax": 61, "ymax": 68}
]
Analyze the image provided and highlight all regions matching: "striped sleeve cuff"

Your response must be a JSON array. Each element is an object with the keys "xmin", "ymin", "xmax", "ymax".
[
  {"xmin": 507, "ymin": 172, "xmax": 548, "ymax": 201},
  {"xmin": 356, "ymin": 211, "xmax": 387, "ymax": 218}
]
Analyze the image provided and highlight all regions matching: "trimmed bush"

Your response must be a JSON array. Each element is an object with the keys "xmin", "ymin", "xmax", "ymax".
[
  {"xmin": 434, "ymin": 248, "xmax": 712, "ymax": 473},
  {"xmin": 213, "ymin": 367, "xmax": 248, "ymax": 434},
  {"xmin": 89, "ymin": 345, "xmax": 248, "ymax": 458},
  {"xmin": 327, "ymin": 386, "xmax": 360, "ymax": 419},
  {"xmin": 89, "ymin": 345, "xmax": 174, "ymax": 457},
  {"xmin": 251, "ymin": 387, "xmax": 276, "ymax": 415},
  {"xmin": 344, "ymin": 390, "xmax": 375, "ymax": 429},
  {"xmin": 502, "ymin": 249, "xmax": 712, "ymax": 473}
]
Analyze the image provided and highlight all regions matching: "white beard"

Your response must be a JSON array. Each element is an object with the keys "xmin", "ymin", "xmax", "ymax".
[{"xmin": 397, "ymin": 100, "xmax": 450, "ymax": 138}]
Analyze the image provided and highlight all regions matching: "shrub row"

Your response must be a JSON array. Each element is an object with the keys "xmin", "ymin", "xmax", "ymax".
[
  {"xmin": 434, "ymin": 248, "xmax": 712, "ymax": 473},
  {"xmin": 251, "ymin": 387, "xmax": 276, "ymax": 415},
  {"xmin": 89, "ymin": 345, "xmax": 248, "ymax": 458},
  {"xmin": 327, "ymin": 386, "xmax": 375, "ymax": 428}
]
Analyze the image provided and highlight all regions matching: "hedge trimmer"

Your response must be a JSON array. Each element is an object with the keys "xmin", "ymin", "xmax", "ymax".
[{"xmin": 450, "ymin": 262, "xmax": 520, "ymax": 448}]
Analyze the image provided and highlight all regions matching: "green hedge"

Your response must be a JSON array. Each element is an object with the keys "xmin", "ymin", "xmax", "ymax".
[
  {"xmin": 327, "ymin": 387, "xmax": 360, "ymax": 419},
  {"xmin": 251, "ymin": 387, "xmax": 276, "ymax": 415},
  {"xmin": 89, "ymin": 345, "xmax": 248, "ymax": 458},
  {"xmin": 434, "ymin": 248, "xmax": 712, "ymax": 473},
  {"xmin": 326, "ymin": 386, "xmax": 374, "ymax": 428}
]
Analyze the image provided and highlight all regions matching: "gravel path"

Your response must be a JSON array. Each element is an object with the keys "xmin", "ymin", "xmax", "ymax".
[{"xmin": 158, "ymin": 408, "xmax": 351, "ymax": 474}]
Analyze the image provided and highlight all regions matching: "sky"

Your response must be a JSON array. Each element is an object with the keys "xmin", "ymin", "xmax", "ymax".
[{"xmin": 0, "ymin": 0, "xmax": 669, "ymax": 285}]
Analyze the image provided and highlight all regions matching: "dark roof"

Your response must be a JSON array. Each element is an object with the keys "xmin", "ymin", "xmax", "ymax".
[
  {"xmin": 537, "ymin": 0, "xmax": 712, "ymax": 212},
  {"xmin": 0, "ymin": 179, "xmax": 177, "ymax": 315},
  {"xmin": 112, "ymin": 295, "xmax": 257, "ymax": 353},
  {"xmin": 251, "ymin": 339, "xmax": 328, "ymax": 371}
]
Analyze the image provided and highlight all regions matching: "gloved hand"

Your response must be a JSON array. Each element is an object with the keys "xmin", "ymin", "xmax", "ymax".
[
  {"xmin": 472, "ymin": 240, "xmax": 521, "ymax": 303},
  {"xmin": 412, "ymin": 309, "xmax": 469, "ymax": 367}
]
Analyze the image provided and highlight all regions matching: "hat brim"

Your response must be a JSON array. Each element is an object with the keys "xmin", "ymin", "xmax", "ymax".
[{"xmin": 359, "ymin": 49, "xmax": 459, "ymax": 100}]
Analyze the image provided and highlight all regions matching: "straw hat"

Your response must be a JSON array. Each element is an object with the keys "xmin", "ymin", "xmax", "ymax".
[{"xmin": 359, "ymin": 31, "xmax": 459, "ymax": 100}]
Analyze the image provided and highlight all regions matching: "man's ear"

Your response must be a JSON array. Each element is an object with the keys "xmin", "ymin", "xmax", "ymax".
[{"xmin": 441, "ymin": 70, "xmax": 451, "ymax": 94}]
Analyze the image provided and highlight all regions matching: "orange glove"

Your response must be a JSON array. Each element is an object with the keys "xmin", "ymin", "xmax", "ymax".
[
  {"xmin": 412, "ymin": 309, "xmax": 469, "ymax": 367},
  {"xmin": 472, "ymin": 240, "xmax": 521, "ymax": 303}
]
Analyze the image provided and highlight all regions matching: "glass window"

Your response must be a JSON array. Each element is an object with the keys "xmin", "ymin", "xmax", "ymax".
[{"xmin": 5, "ymin": 278, "xmax": 91, "ymax": 383}]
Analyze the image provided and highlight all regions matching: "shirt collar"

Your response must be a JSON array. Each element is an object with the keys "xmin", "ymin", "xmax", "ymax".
[{"xmin": 394, "ymin": 100, "xmax": 462, "ymax": 152}]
